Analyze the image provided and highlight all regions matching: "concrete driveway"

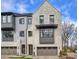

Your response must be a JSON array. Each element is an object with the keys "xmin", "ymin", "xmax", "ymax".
[
  {"xmin": 1, "ymin": 55, "xmax": 10, "ymax": 59},
  {"xmin": 33, "ymin": 56, "xmax": 59, "ymax": 59}
]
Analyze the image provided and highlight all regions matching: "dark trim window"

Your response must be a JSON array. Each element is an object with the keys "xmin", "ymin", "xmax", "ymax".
[
  {"xmin": 28, "ymin": 31, "xmax": 32, "ymax": 37},
  {"xmin": 2, "ymin": 16, "xmax": 7, "ymax": 23},
  {"xmin": 50, "ymin": 15, "xmax": 54, "ymax": 24},
  {"xmin": 39, "ymin": 15, "xmax": 44, "ymax": 24},
  {"xmin": 7, "ymin": 16, "xmax": 11, "ymax": 23},
  {"xmin": 40, "ymin": 29, "xmax": 54, "ymax": 38},
  {"xmin": 27, "ymin": 17, "xmax": 32, "ymax": 25},
  {"xmin": 20, "ymin": 31, "xmax": 24, "ymax": 37},
  {"xmin": 2, "ymin": 31, "xmax": 13, "ymax": 41},
  {"xmin": 19, "ymin": 18, "xmax": 24, "ymax": 24}
]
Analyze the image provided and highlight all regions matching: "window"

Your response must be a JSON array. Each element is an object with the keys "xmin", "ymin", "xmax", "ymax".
[
  {"xmin": 50, "ymin": 15, "xmax": 54, "ymax": 23},
  {"xmin": 20, "ymin": 31, "xmax": 24, "ymax": 37},
  {"xmin": 7, "ymin": 16, "xmax": 11, "ymax": 23},
  {"xmin": 28, "ymin": 17, "xmax": 32, "ymax": 25},
  {"xmin": 40, "ymin": 29, "xmax": 54, "ymax": 38},
  {"xmin": 28, "ymin": 31, "xmax": 32, "ymax": 37},
  {"xmin": 2, "ymin": 16, "xmax": 7, "ymax": 23},
  {"xmin": 2, "ymin": 31, "xmax": 13, "ymax": 41},
  {"xmin": 39, "ymin": 15, "xmax": 44, "ymax": 24},
  {"xmin": 19, "ymin": 18, "xmax": 24, "ymax": 24}
]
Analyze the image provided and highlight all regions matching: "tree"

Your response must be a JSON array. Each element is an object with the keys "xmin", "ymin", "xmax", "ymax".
[{"xmin": 62, "ymin": 21, "xmax": 76, "ymax": 49}]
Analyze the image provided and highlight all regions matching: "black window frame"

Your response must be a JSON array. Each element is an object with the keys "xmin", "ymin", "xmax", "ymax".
[
  {"xmin": 27, "ymin": 17, "xmax": 32, "ymax": 25},
  {"xmin": 2, "ymin": 16, "xmax": 7, "ymax": 23},
  {"xmin": 39, "ymin": 15, "xmax": 44, "ymax": 24},
  {"xmin": 28, "ymin": 31, "xmax": 32, "ymax": 37},
  {"xmin": 19, "ymin": 18, "xmax": 25, "ymax": 24},
  {"xmin": 20, "ymin": 31, "xmax": 24, "ymax": 37},
  {"xmin": 50, "ymin": 15, "xmax": 54, "ymax": 23},
  {"xmin": 2, "ymin": 31, "xmax": 14, "ymax": 41},
  {"xmin": 40, "ymin": 29, "xmax": 54, "ymax": 38}
]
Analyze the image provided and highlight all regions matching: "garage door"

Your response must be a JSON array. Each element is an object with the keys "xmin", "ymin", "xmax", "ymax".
[
  {"xmin": 37, "ymin": 47, "xmax": 57, "ymax": 56},
  {"xmin": 1, "ymin": 47, "xmax": 17, "ymax": 55}
]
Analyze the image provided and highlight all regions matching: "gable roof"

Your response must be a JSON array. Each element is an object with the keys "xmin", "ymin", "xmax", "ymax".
[{"xmin": 33, "ymin": 0, "xmax": 61, "ymax": 15}]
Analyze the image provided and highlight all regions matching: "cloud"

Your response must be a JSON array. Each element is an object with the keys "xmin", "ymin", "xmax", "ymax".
[
  {"xmin": 1, "ymin": 0, "xmax": 30, "ymax": 13},
  {"xmin": 16, "ymin": 3, "xmax": 29, "ymax": 13},
  {"xmin": 1, "ymin": 0, "xmax": 16, "ymax": 12}
]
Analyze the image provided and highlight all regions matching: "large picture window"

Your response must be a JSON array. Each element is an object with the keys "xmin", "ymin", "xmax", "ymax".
[
  {"xmin": 40, "ymin": 29, "xmax": 54, "ymax": 38},
  {"xmin": 2, "ymin": 31, "xmax": 13, "ymax": 41}
]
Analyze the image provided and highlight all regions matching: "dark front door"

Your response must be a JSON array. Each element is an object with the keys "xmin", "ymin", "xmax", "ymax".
[
  {"xmin": 29, "ymin": 45, "xmax": 33, "ymax": 55},
  {"xmin": 21, "ymin": 44, "xmax": 25, "ymax": 54}
]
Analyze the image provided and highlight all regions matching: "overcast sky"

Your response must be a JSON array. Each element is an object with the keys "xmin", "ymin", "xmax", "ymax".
[{"xmin": 1, "ymin": 0, "xmax": 77, "ymax": 25}]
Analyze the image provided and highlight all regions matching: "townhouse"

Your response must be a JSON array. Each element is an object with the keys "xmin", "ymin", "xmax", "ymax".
[{"xmin": 1, "ymin": 0, "xmax": 62, "ymax": 56}]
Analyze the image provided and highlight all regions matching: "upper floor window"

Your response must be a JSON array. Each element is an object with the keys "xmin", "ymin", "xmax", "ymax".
[
  {"xmin": 28, "ymin": 31, "xmax": 32, "ymax": 37},
  {"xmin": 50, "ymin": 15, "xmax": 54, "ymax": 24},
  {"xmin": 40, "ymin": 29, "xmax": 54, "ymax": 38},
  {"xmin": 19, "ymin": 18, "xmax": 24, "ymax": 24},
  {"xmin": 7, "ymin": 16, "xmax": 11, "ymax": 23},
  {"xmin": 27, "ymin": 17, "xmax": 32, "ymax": 25},
  {"xmin": 2, "ymin": 16, "xmax": 7, "ymax": 23},
  {"xmin": 39, "ymin": 15, "xmax": 44, "ymax": 24},
  {"xmin": 20, "ymin": 31, "xmax": 24, "ymax": 37}
]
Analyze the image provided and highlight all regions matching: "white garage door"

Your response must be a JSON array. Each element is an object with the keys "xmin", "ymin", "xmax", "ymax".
[
  {"xmin": 37, "ymin": 47, "xmax": 57, "ymax": 56},
  {"xmin": 1, "ymin": 47, "xmax": 17, "ymax": 55}
]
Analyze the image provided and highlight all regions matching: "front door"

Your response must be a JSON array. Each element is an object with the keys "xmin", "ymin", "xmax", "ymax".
[
  {"xmin": 21, "ymin": 44, "xmax": 25, "ymax": 54},
  {"xmin": 28, "ymin": 45, "xmax": 33, "ymax": 55}
]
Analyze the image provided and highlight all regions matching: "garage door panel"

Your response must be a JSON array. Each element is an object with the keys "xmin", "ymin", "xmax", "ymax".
[
  {"xmin": 1, "ymin": 47, "xmax": 17, "ymax": 55},
  {"xmin": 37, "ymin": 47, "xmax": 57, "ymax": 56}
]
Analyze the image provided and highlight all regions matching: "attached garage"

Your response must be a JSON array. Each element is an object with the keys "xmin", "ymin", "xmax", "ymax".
[
  {"xmin": 1, "ymin": 47, "xmax": 17, "ymax": 55},
  {"xmin": 37, "ymin": 47, "xmax": 57, "ymax": 56}
]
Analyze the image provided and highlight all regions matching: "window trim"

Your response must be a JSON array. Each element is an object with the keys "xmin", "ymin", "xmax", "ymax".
[
  {"xmin": 27, "ymin": 17, "xmax": 32, "ymax": 25},
  {"xmin": 49, "ymin": 15, "xmax": 54, "ymax": 23},
  {"xmin": 28, "ymin": 31, "xmax": 32, "ymax": 37},
  {"xmin": 7, "ymin": 16, "xmax": 12, "ymax": 23},
  {"xmin": 2, "ymin": 31, "xmax": 14, "ymax": 41},
  {"xmin": 39, "ymin": 15, "xmax": 44, "ymax": 24},
  {"xmin": 19, "ymin": 18, "xmax": 25, "ymax": 24},
  {"xmin": 2, "ymin": 16, "xmax": 7, "ymax": 23},
  {"xmin": 40, "ymin": 29, "xmax": 54, "ymax": 38},
  {"xmin": 20, "ymin": 31, "xmax": 24, "ymax": 37}
]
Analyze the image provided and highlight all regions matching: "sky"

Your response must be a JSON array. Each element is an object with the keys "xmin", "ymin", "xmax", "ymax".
[{"xmin": 1, "ymin": 0, "xmax": 77, "ymax": 25}]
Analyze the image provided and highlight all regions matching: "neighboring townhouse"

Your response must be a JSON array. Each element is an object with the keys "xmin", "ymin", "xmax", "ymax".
[{"xmin": 1, "ymin": 0, "xmax": 62, "ymax": 56}]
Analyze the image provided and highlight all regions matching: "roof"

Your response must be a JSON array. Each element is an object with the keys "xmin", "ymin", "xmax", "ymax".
[
  {"xmin": 33, "ymin": 0, "xmax": 61, "ymax": 15},
  {"xmin": 1, "ymin": 12, "xmax": 33, "ymax": 17}
]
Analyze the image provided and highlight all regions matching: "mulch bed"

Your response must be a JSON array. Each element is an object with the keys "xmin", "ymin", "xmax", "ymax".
[
  {"xmin": 59, "ymin": 56, "xmax": 76, "ymax": 59},
  {"xmin": 66, "ymin": 57, "xmax": 76, "ymax": 59}
]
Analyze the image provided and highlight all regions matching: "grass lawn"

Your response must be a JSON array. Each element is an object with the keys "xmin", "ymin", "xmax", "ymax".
[{"xmin": 10, "ymin": 56, "xmax": 32, "ymax": 59}]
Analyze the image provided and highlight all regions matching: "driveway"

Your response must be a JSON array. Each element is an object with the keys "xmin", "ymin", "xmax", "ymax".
[
  {"xmin": 1, "ymin": 55, "xmax": 10, "ymax": 59},
  {"xmin": 33, "ymin": 56, "xmax": 59, "ymax": 59}
]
